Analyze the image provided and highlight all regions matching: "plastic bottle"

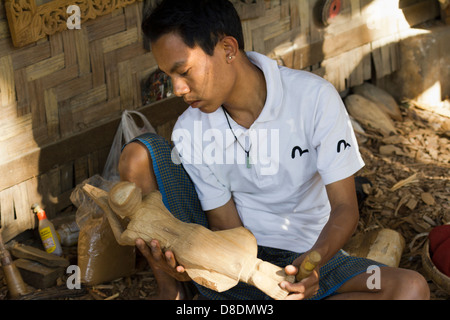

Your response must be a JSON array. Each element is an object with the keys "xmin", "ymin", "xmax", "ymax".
[
  {"xmin": 32, "ymin": 204, "xmax": 63, "ymax": 256},
  {"xmin": 56, "ymin": 221, "xmax": 80, "ymax": 246}
]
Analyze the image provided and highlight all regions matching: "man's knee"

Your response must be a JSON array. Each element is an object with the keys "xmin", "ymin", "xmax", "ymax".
[
  {"xmin": 384, "ymin": 268, "xmax": 430, "ymax": 300},
  {"xmin": 401, "ymin": 270, "xmax": 430, "ymax": 300},
  {"xmin": 118, "ymin": 141, "xmax": 158, "ymax": 194}
]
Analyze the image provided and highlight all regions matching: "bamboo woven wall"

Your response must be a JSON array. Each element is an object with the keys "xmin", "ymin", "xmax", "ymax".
[{"xmin": 0, "ymin": 0, "xmax": 441, "ymax": 242}]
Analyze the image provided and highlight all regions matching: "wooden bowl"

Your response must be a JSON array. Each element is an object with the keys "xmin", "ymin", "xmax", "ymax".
[{"xmin": 421, "ymin": 240, "xmax": 450, "ymax": 294}]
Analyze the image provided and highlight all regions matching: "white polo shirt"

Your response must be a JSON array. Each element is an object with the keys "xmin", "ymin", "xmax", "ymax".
[{"xmin": 172, "ymin": 52, "xmax": 364, "ymax": 253}]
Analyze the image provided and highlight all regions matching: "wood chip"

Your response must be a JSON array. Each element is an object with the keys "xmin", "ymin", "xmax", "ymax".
[
  {"xmin": 390, "ymin": 173, "xmax": 419, "ymax": 191},
  {"xmin": 421, "ymin": 192, "xmax": 436, "ymax": 206},
  {"xmin": 379, "ymin": 145, "xmax": 407, "ymax": 156},
  {"xmin": 405, "ymin": 198, "xmax": 418, "ymax": 210},
  {"xmin": 104, "ymin": 292, "xmax": 120, "ymax": 300},
  {"xmin": 382, "ymin": 135, "xmax": 408, "ymax": 145},
  {"xmin": 422, "ymin": 215, "xmax": 437, "ymax": 226},
  {"xmin": 394, "ymin": 196, "xmax": 409, "ymax": 216}
]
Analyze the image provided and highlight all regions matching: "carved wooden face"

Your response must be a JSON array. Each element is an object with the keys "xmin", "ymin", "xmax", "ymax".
[{"xmin": 108, "ymin": 181, "xmax": 142, "ymax": 218}]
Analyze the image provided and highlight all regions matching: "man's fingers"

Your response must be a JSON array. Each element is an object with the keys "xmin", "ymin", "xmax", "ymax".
[
  {"xmin": 284, "ymin": 292, "xmax": 306, "ymax": 300},
  {"xmin": 136, "ymin": 239, "xmax": 152, "ymax": 258},
  {"xmin": 135, "ymin": 239, "xmax": 164, "ymax": 264},
  {"xmin": 280, "ymin": 269, "xmax": 320, "ymax": 300},
  {"xmin": 150, "ymin": 239, "xmax": 168, "ymax": 262},
  {"xmin": 165, "ymin": 251, "xmax": 186, "ymax": 273},
  {"xmin": 284, "ymin": 265, "xmax": 298, "ymax": 276},
  {"xmin": 165, "ymin": 251, "xmax": 177, "ymax": 268},
  {"xmin": 135, "ymin": 238, "xmax": 189, "ymax": 281},
  {"xmin": 135, "ymin": 238, "xmax": 146, "ymax": 250},
  {"xmin": 281, "ymin": 280, "xmax": 305, "ymax": 293},
  {"xmin": 176, "ymin": 265, "xmax": 186, "ymax": 273}
]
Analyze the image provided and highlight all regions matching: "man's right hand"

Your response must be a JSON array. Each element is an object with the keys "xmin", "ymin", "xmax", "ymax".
[{"xmin": 135, "ymin": 238, "xmax": 191, "ymax": 282}]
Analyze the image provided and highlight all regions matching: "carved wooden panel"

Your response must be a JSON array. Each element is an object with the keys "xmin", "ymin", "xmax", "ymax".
[{"xmin": 5, "ymin": 0, "xmax": 142, "ymax": 48}]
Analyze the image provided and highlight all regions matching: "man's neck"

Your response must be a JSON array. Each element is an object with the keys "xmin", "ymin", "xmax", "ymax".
[{"xmin": 222, "ymin": 55, "xmax": 267, "ymax": 129}]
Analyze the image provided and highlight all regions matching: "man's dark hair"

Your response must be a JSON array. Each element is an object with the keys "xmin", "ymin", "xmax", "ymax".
[{"xmin": 142, "ymin": 0, "xmax": 245, "ymax": 56}]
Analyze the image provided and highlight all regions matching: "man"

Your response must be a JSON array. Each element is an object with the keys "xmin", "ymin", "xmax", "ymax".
[{"xmin": 119, "ymin": 0, "xmax": 429, "ymax": 300}]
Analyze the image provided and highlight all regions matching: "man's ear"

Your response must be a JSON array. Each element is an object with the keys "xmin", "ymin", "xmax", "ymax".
[{"xmin": 221, "ymin": 36, "xmax": 239, "ymax": 61}]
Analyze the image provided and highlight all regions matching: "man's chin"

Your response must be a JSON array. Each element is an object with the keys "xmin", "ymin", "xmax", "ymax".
[{"xmin": 198, "ymin": 104, "xmax": 221, "ymax": 114}]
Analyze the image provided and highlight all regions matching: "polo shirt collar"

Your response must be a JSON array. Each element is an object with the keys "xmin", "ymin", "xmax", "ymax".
[
  {"xmin": 247, "ymin": 52, "xmax": 283, "ymax": 124},
  {"xmin": 209, "ymin": 52, "xmax": 284, "ymax": 149}
]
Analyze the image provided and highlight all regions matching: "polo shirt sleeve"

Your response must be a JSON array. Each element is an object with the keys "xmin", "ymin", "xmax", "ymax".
[
  {"xmin": 311, "ymin": 83, "xmax": 365, "ymax": 185},
  {"xmin": 172, "ymin": 123, "xmax": 232, "ymax": 212}
]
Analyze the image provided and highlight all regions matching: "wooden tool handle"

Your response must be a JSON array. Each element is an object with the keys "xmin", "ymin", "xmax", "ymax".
[
  {"xmin": 296, "ymin": 250, "xmax": 322, "ymax": 282},
  {"xmin": 0, "ymin": 233, "xmax": 29, "ymax": 298}
]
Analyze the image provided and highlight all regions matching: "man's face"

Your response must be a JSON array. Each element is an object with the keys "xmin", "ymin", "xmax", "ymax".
[{"xmin": 151, "ymin": 32, "xmax": 234, "ymax": 114}]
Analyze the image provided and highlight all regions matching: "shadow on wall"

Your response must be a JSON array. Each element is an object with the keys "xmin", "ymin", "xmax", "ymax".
[{"xmin": 269, "ymin": 0, "xmax": 448, "ymax": 105}]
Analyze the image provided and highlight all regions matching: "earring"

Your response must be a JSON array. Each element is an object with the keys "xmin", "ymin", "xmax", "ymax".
[{"xmin": 228, "ymin": 56, "xmax": 233, "ymax": 60}]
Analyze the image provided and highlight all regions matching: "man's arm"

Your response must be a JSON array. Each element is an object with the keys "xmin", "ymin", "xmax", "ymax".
[
  {"xmin": 206, "ymin": 198, "xmax": 243, "ymax": 231},
  {"xmin": 311, "ymin": 175, "xmax": 360, "ymax": 264},
  {"xmin": 282, "ymin": 175, "xmax": 360, "ymax": 299}
]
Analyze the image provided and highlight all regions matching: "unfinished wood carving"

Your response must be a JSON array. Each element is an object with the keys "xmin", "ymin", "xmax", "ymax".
[
  {"xmin": 82, "ymin": 181, "xmax": 295, "ymax": 300},
  {"xmin": 5, "ymin": 0, "xmax": 142, "ymax": 47}
]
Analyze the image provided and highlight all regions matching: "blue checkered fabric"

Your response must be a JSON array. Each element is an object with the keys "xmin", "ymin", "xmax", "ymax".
[
  {"xmin": 125, "ymin": 133, "xmax": 385, "ymax": 300},
  {"xmin": 196, "ymin": 247, "xmax": 385, "ymax": 300}
]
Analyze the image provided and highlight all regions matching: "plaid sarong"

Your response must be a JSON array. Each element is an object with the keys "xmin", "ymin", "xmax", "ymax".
[{"xmin": 126, "ymin": 133, "xmax": 385, "ymax": 300}]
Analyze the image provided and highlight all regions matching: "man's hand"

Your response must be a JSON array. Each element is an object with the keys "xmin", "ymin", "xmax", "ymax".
[
  {"xmin": 280, "ymin": 254, "xmax": 320, "ymax": 300},
  {"xmin": 135, "ymin": 238, "xmax": 191, "ymax": 282}
]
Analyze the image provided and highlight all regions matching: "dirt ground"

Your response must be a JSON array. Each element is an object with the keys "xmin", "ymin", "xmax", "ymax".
[
  {"xmin": 352, "ymin": 99, "xmax": 450, "ymax": 300},
  {"xmin": 1, "ymin": 99, "xmax": 449, "ymax": 301}
]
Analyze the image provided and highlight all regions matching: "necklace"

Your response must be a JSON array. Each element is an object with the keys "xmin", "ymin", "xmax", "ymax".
[{"xmin": 222, "ymin": 107, "xmax": 252, "ymax": 169}]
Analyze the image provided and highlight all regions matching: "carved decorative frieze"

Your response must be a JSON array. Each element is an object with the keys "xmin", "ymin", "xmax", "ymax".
[{"xmin": 5, "ymin": 0, "xmax": 142, "ymax": 47}]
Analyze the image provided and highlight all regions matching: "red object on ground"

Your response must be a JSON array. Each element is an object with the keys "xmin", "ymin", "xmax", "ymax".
[
  {"xmin": 432, "ymin": 238, "xmax": 450, "ymax": 277},
  {"xmin": 428, "ymin": 225, "xmax": 450, "ymax": 277}
]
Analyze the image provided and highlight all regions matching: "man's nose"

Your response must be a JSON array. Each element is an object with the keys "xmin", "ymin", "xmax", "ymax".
[{"xmin": 172, "ymin": 78, "xmax": 190, "ymax": 97}]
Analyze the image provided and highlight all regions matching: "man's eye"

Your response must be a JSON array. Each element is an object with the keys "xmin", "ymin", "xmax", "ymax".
[{"xmin": 181, "ymin": 69, "xmax": 190, "ymax": 77}]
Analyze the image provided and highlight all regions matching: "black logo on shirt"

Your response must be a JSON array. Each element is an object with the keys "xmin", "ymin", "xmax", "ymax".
[
  {"xmin": 337, "ymin": 140, "xmax": 351, "ymax": 153},
  {"xmin": 291, "ymin": 146, "xmax": 309, "ymax": 159}
]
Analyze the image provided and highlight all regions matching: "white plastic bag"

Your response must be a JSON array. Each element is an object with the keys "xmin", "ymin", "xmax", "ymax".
[{"xmin": 102, "ymin": 110, "xmax": 156, "ymax": 181}]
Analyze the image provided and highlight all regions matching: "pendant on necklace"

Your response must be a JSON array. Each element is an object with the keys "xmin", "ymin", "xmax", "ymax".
[{"xmin": 245, "ymin": 151, "xmax": 251, "ymax": 169}]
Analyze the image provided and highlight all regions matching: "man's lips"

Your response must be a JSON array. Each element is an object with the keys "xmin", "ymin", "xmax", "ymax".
[{"xmin": 185, "ymin": 100, "xmax": 201, "ymax": 107}]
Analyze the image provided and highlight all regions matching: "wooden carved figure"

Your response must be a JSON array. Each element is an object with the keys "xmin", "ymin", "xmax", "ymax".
[{"xmin": 82, "ymin": 181, "xmax": 295, "ymax": 300}]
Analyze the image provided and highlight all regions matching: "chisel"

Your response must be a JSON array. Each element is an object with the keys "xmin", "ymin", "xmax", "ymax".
[{"xmin": 296, "ymin": 250, "xmax": 322, "ymax": 282}]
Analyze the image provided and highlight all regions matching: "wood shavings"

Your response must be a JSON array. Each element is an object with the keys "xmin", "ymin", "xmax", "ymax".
[
  {"xmin": 104, "ymin": 293, "xmax": 120, "ymax": 300},
  {"xmin": 390, "ymin": 173, "xmax": 420, "ymax": 191},
  {"xmin": 421, "ymin": 192, "xmax": 436, "ymax": 206},
  {"xmin": 355, "ymin": 97, "xmax": 450, "ymax": 300}
]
